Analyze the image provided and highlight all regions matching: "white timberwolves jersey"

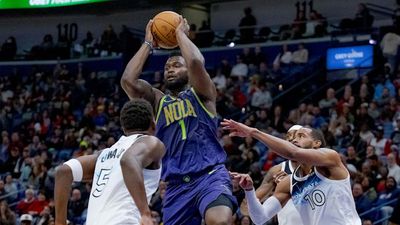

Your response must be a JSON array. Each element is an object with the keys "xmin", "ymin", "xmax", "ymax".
[
  {"xmin": 290, "ymin": 167, "xmax": 361, "ymax": 225},
  {"xmin": 277, "ymin": 161, "xmax": 303, "ymax": 225},
  {"xmin": 86, "ymin": 134, "xmax": 161, "ymax": 225}
]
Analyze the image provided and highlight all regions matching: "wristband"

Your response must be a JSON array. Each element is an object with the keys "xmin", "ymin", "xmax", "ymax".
[{"xmin": 144, "ymin": 41, "xmax": 153, "ymax": 53}]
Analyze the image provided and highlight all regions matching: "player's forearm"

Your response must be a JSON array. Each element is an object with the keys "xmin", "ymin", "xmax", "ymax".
[
  {"xmin": 176, "ymin": 31, "xmax": 204, "ymax": 66},
  {"xmin": 255, "ymin": 184, "xmax": 273, "ymax": 202},
  {"xmin": 245, "ymin": 189, "xmax": 282, "ymax": 225},
  {"xmin": 121, "ymin": 44, "xmax": 151, "ymax": 90},
  {"xmin": 121, "ymin": 159, "xmax": 151, "ymax": 218},
  {"xmin": 251, "ymin": 129, "xmax": 298, "ymax": 160},
  {"xmin": 54, "ymin": 165, "xmax": 73, "ymax": 225}
]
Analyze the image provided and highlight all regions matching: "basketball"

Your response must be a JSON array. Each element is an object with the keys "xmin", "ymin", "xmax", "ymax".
[{"xmin": 151, "ymin": 11, "xmax": 180, "ymax": 49}]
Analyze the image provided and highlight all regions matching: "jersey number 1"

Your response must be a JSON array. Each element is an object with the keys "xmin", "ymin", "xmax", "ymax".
[{"xmin": 179, "ymin": 120, "xmax": 187, "ymax": 140}]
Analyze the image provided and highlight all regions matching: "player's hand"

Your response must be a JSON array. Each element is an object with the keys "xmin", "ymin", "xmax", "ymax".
[
  {"xmin": 273, "ymin": 171, "xmax": 288, "ymax": 184},
  {"xmin": 221, "ymin": 119, "xmax": 256, "ymax": 138},
  {"xmin": 145, "ymin": 20, "xmax": 157, "ymax": 47},
  {"xmin": 176, "ymin": 15, "xmax": 189, "ymax": 36},
  {"xmin": 140, "ymin": 214, "xmax": 153, "ymax": 225},
  {"xmin": 230, "ymin": 172, "xmax": 254, "ymax": 191}
]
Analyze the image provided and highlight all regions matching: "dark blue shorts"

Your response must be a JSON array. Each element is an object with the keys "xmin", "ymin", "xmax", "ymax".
[{"xmin": 162, "ymin": 164, "xmax": 237, "ymax": 225}]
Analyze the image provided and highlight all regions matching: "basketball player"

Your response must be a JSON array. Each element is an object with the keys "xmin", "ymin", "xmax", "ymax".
[
  {"xmin": 222, "ymin": 119, "xmax": 361, "ymax": 225},
  {"xmin": 240, "ymin": 125, "xmax": 303, "ymax": 225},
  {"xmin": 54, "ymin": 99, "xmax": 165, "ymax": 225},
  {"xmin": 120, "ymin": 16, "xmax": 236, "ymax": 225}
]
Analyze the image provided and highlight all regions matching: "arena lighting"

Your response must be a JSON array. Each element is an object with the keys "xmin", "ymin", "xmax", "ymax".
[
  {"xmin": 228, "ymin": 42, "xmax": 235, "ymax": 47},
  {"xmin": 369, "ymin": 39, "xmax": 377, "ymax": 45}
]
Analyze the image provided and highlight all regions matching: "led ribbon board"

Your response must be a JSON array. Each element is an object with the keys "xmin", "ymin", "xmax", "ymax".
[{"xmin": 0, "ymin": 0, "xmax": 109, "ymax": 9}]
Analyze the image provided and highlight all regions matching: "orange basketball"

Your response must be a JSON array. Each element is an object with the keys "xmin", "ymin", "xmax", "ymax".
[{"xmin": 151, "ymin": 11, "xmax": 180, "ymax": 49}]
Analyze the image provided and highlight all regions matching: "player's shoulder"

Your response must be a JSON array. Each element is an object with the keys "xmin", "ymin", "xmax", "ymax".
[
  {"xmin": 135, "ymin": 135, "xmax": 165, "ymax": 151},
  {"xmin": 270, "ymin": 162, "xmax": 284, "ymax": 173},
  {"xmin": 319, "ymin": 148, "xmax": 341, "ymax": 159}
]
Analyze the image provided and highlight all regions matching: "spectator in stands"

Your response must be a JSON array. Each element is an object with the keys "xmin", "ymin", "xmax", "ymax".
[
  {"xmin": 271, "ymin": 105, "xmax": 286, "ymax": 133},
  {"xmin": 370, "ymin": 126, "xmax": 389, "ymax": 156},
  {"xmin": 239, "ymin": 7, "xmax": 257, "ymax": 44},
  {"xmin": 391, "ymin": 117, "xmax": 400, "ymax": 148},
  {"xmin": 16, "ymin": 188, "xmax": 40, "ymax": 215},
  {"xmin": 291, "ymin": 10, "xmax": 307, "ymax": 39},
  {"xmin": 151, "ymin": 210, "xmax": 161, "ymax": 225},
  {"xmin": 319, "ymin": 88, "xmax": 337, "ymax": 117},
  {"xmin": 253, "ymin": 46, "xmax": 266, "ymax": 66},
  {"xmin": 374, "ymin": 87, "xmax": 391, "ymax": 107},
  {"xmin": 375, "ymin": 177, "xmax": 400, "ymax": 225},
  {"xmin": 36, "ymin": 205, "xmax": 53, "ymax": 225},
  {"xmin": 67, "ymin": 188, "xmax": 85, "ymax": 223},
  {"xmin": 363, "ymin": 219, "xmax": 373, "ymax": 225},
  {"xmin": 100, "ymin": 25, "xmax": 118, "ymax": 53},
  {"xmin": 304, "ymin": 10, "xmax": 327, "ymax": 37},
  {"xmin": 0, "ymin": 136, "xmax": 9, "ymax": 164},
  {"xmin": 0, "ymin": 180, "xmax": 7, "ymax": 201},
  {"xmin": 353, "ymin": 183, "xmax": 372, "ymax": 219},
  {"xmin": 381, "ymin": 29, "xmax": 400, "ymax": 74},
  {"xmin": 231, "ymin": 55, "xmax": 249, "ymax": 79},
  {"xmin": 353, "ymin": 3, "xmax": 374, "ymax": 29},
  {"xmin": 40, "ymin": 34, "xmax": 54, "ymax": 51},
  {"xmin": 213, "ymin": 69, "xmax": 227, "ymax": 91},
  {"xmin": 0, "ymin": 200, "xmax": 15, "ymax": 225},
  {"xmin": 239, "ymin": 215, "xmax": 252, "ymax": 225},
  {"xmin": 81, "ymin": 32, "xmax": 94, "ymax": 49},
  {"xmin": 388, "ymin": 153, "xmax": 400, "ymax": 185},
  {"xmin": 250, "ymin": 83, "xmax": 272, "ymax": 109},
  {"xmin": 347, "ymin": 145, "xmax": 362, "ymax": 169},
  {"xmin": 4, "ymin": 174, "xmax": 17, "ymax": 202},
  {"xmin": 35, "ymin": 191, "xmax": 49, "ymax": 215},
  {"xmin": 1, "ymin": 147, "xmax": 20, "ymax": 177},
  {"xmin": 272, "ymin": 44, "xmax": 292, "ymax": 72},
  {"xmin": 20, "ymin": 214, "xmax": 33, "ymax": 225},
  {"xmin": 0, "ymin": 36, "xmax": 17, "ymax": 61},
  {"xmin": 199, "ymin": 20, "xmax": 210, "ymax": 31},
  {"xmin": 389, "ymin": 194, "xmax": 400, "ymax": 225},
  {"xmin": 292, "ymin": 43, "xmax": 309, "ymax": 64},
  {"xmin": 361, "ymin": 176, "xmax": 378, "ymax": 202}
]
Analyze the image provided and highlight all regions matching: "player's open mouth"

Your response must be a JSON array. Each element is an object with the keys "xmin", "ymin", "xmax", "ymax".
[{"xmin": 166, "ymin": 76, "xmax": 176, "ymax": 81}]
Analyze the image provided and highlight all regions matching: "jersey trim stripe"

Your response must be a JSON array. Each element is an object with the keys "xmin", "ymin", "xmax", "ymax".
[
  {"xmin": 190, "ymin": 87, "xmax": 215, "ymax": 118},
  {"xmin": 156, "ymin": 95, "xmax": 167, "ymax": 123}
]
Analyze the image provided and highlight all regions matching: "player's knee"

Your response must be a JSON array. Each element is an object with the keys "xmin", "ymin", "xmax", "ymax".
[
  {"xmin": 206, "ymin": 216, "xmax": 231, "ymax": 225},
  {"xmin": 205, "ymin": 206, "xmax": 232, "ymax": 225}
]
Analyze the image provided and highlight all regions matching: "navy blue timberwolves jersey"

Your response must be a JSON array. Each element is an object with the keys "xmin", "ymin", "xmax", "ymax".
[{"xmin": 155, "ymin": 88, "xmax": 227, "ymax": 181}]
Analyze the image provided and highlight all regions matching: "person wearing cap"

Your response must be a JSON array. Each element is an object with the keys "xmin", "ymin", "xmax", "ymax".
[
  {"xmin": 20, "ymin": 214, "xmax": 33, "ymax": 225},
  {"xmin": 240, "ymin": 125, "xmax": 303, "ymax": 225}
]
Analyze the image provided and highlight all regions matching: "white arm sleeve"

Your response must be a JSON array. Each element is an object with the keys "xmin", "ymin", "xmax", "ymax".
[
  {"xmin": 64, "ymin": 159, "xmax": 83, "ymax": 182},
  {"xmin": 245, "ymin": 189, "xmax": 282, "ymax": 225}
]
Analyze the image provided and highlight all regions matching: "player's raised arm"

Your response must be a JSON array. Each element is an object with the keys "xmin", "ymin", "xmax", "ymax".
[
  {"xmin": 121, "ymin": 136, "xmax": 165, "ymax": 225},
  {"xmin": 54, "ymin": 154, "xmax": 99, "ymax": 225},
  {"xmin": 221, "ymin": 119, "xmax": 342, "ymax": 168},
  {"xmin": 231, "ymin": 172, "xmax": 290, "ymax": 225},
  {"xmin": 175, "ymin": 16, "xmax": 217, "ymax": 104},
  {"xmin": 120, "ymin": 20, "xmax": 163, "ymax": 108}
]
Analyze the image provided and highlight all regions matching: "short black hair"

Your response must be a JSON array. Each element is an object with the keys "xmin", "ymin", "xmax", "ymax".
[
  {"xmin": 309, "ymin": 128, "xmax": 326, "ymax": 148},
  {"xmin": 120, "ymin": 99, "xmax": 153, "ymax": 132},
  {"xmin": 169, "ymin": 51, "xmax": 182, "ymax": 58}
]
